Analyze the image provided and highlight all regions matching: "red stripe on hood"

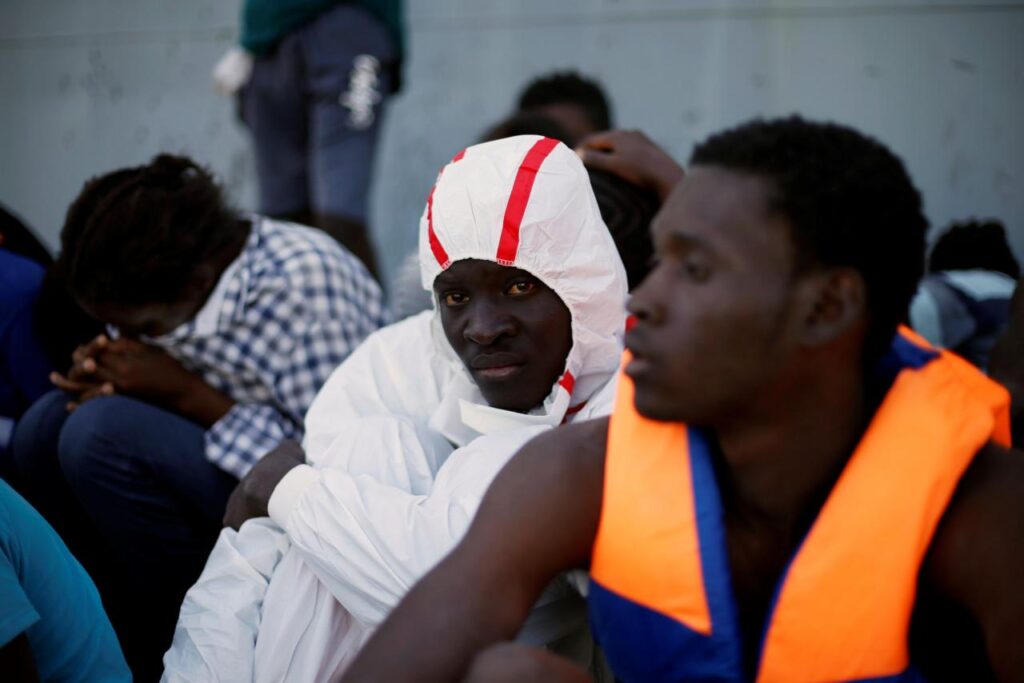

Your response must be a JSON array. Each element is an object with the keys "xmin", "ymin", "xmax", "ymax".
[
  {"xmin": 427, "ymin": 152, "xmax": 468, "ymax": 269},
  {"xmin": 496, "ymin": 137, "xmax": 560, "ymax": 265},
  {"xmin": 426, "ymin": 187, "xmax": 451, "ymax": 269}
]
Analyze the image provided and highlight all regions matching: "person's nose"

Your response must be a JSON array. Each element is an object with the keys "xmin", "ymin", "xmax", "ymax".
[
  {"xmin": 626, "ymin": 276, "xmax": 665, "ymax": 326},
  {"xmin": 464, "ymin": 300, "xmax": 517, "ymax": 346}
]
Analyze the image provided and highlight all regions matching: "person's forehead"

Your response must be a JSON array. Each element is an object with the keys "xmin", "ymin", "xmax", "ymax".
[
  {"xmin": 654, "ymin": 166, "xmax": 793, "ymax": 268},
  {"xmin": 433, "ymin": 259, "xmax": 528, "ymax": 285}
]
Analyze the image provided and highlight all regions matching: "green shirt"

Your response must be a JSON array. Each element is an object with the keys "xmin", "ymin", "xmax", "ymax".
[{"xmin": 241, "ymin": 0, "xmax": 404, "ymax": 59}]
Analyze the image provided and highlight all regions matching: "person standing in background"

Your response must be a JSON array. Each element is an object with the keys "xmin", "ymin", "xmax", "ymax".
[{"xmin": 213, "ymin": 0, "xmax": 404, "ymax": 279}]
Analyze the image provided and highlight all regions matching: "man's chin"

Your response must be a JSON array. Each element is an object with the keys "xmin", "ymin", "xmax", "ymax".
[{"xmin": 632, "ymin": 390, "xmax": 686, "ymax": 424}]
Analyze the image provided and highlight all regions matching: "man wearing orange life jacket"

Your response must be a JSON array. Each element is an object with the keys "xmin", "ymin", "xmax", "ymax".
[{"xmin": 339, "ymin": 117, "xmax": 1024, "ymax": 683}]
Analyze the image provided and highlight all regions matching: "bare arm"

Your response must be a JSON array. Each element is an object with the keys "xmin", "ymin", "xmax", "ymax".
[
  {"xmin": 340, "ymin": 418, "xmax": 609, "ymax": 683},
  {"xmin": 925, "ymin": 442, "xmax": 1024, "ymax": 682},
  {"xmin": 988, "ymin": 277, "xmax": 1024, "ymax": 447}
]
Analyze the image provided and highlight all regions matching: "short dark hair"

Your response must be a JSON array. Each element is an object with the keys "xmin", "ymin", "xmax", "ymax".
[
  {"xmin": 690, "ymin": 116, "xmax": 928, "ymax": 363},
  {"xmin": 929, "ymin": 218, "xmax": 1020, "ymax": 279},
  {"xmin": 588, "ymin": 168, "xmax": 658, "ymax": 290},
  {"xmin": 517, "ymin": 71, "xmax": 612, "ymax": 132},
  {"xmin": 59, "ymin": 154, "xmax": 244, "ymax": 310},
  {"xmin": 479, "ymin": 112, "xmax": 574, "ymax": 146}
]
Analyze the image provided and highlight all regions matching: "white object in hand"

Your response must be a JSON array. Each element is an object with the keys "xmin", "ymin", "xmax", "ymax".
[{"xmin": 212, "ymin": 47, "xmax": 254, "ymax": 95}]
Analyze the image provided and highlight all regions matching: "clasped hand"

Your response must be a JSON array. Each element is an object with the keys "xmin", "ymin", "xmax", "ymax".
[{"xmin": 51, "ymin": 334, "xmax": 194, "ymax": 411}]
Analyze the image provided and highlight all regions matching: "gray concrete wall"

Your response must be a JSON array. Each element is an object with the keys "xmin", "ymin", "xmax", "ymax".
[{"xmin": 2, "ymin": 1, "xmax": 1023, "ymax": 291}]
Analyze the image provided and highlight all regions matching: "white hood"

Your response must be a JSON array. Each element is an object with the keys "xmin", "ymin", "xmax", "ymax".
[{"xmin": 419, "ymin": 135, "xmax": 628, "ymax": 441}]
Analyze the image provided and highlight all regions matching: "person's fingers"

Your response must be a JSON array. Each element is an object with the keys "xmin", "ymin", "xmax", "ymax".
[
  {"xmin": 576, "ymin": 129, "xmax": 625, "ymax": 153},
  {"xmin": 50, "ymin": 371, "xmax": 91, "ymax": 393},
  {"xmin": 76, "ymin": 382, "xmax": 114, "ymax": 405},
  {"xmin": 71, "ymin": 385, "xmax": 114, "ymax": 411},
  {"xmin": 577, "ymin": 146, "xmax": 619, "ymax": 173},
  {"xmin": 108, "ymin": 337, "xmax": 143, "ymax": 354},
  {"xmin": 70, "ymin": 335, "xmax": 110, "ymax": 375},
  {"xmin": 71, "ymin": 346, "xmax": 85, "ymax": 366},
  {"xmin": 79, "ymin": 334, "xmax": 110, "ymax": 359}
]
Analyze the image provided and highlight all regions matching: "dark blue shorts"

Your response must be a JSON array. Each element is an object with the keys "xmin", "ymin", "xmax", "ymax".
[{"xmin": 241, "ymin": 5, "xmax": 398, "ymax": 222}]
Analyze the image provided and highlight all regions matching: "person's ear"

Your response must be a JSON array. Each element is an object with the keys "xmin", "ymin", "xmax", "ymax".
[{"xmin": 795, "ymin": 267, "xmax": 867, "ymax": 347}]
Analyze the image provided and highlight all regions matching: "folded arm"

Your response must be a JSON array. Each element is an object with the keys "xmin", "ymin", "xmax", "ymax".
[
  {"xmin": 270, "ymin": 425, "xmax": 546, "ymax": 625},
  {"xmin": 341, "ymin": 417, "xmax": 609, "ymax": 683}
]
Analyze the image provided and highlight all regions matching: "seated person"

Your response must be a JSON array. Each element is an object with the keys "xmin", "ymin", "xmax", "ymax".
[
  {"xmin": 0, "ymin": 208, "xmax": 58, "ymax": 466},
  {"xmin": 0, "ymin": 478, "xmax": 130, "ymax": 682},
  {"xmin": 0, "ymin": 250, "xmax": 53, "ymax": 464},
  {"xmin": 9, "ymin": 154, "xmax": 388, "ymax": 680},
  {"xmin": 163, "ymin": 135, "xmax": 628, "ymax": 681},
  {"xmin": 340, "ymin": 118, "xmax": 1024, "ymax": 683},
  {"xmin": 910, "ymin": 218, "xmax": 1019, "ymax": 369}
]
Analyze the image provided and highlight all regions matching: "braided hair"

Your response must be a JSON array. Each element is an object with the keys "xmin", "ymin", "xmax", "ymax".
[{"xmin": 58, "ymin": 154, "xmax": 245, "ymax": 311}]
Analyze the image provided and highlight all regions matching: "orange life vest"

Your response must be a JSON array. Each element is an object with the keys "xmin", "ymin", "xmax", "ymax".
[{"xmin": 588, "ymin": 328, "xmax": 1010, "ymax": 683}]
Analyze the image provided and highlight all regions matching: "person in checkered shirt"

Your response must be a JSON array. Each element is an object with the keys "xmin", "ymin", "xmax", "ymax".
[{"xmin": 6, "ymin": 154, "xmax": 388, "ymax": 680}]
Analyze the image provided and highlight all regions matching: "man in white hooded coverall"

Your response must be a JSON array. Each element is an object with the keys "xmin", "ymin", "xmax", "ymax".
[{"xmin": 161, "ymin": 135, "xmax": 628, "ymax": 681}]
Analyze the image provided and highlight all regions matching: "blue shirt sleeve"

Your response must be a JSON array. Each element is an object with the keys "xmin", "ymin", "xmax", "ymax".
[{"xmin": 0, "ymin": 548, "xmax": 40, "ymax": 648}]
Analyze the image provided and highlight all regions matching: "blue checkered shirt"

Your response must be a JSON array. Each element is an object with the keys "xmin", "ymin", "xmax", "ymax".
[{"xmin": 137, "ymin": 217, "xmax": 389, "ymax": 478}]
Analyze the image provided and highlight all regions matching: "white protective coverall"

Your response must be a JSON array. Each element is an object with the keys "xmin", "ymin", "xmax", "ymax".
[{"xmin": 162, "ymin": 135, "xmax": 628, "ymax": 682}]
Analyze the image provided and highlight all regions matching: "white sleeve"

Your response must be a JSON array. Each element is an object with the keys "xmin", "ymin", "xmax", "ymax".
[
  {"xmin": 161, "ymin": 519, "xmax": 290, "ymax": 683},
  {"xmin": 270, "ymin": 426, "xmax": 549, "ymax": 626},
  {"xmin": 302, "ymin": 312, "xmax": 447, "ymax": 462}
]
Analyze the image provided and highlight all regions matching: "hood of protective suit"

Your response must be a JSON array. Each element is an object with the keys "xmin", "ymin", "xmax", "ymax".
[{"xmin": 418, "ymin": 135, "xmax": 628, "ymax": 440}]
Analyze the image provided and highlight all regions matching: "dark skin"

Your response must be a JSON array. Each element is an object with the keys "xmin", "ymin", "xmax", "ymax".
[
  {"xmin": 223, "ymin": 258, "xmax": 573, "ymax": 530},
  {"xmin": 222, "ymin": 438, "xmax": 305, "ymax": 529},
  {"xmin": 434, "ymin": 259, "xmax": 573, "ymax": 414},
  {"xmin": 988, "ymin": 276, "xmax": 1024, "ymax": 447},
  {"xmin": 577, "ymin": 129, "xmax": 685, "ymax": 202},
  {"xmin": 48, "ymin": 225, "xmax": 248, "ymax": 425},
  {"xmin": 341, "ymin": 169, "xmax": 1024, "ymax": 683},
  {"xmin": 462, "ymin": 642, "xmax": 592, "ymax": 683}
]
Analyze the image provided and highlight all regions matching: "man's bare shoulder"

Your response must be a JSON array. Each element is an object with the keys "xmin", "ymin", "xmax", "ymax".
[
  {"xmin": 930, "ymin": 441, "xmax": 1024, "ymax": 570},
  {"xmin": 533, "ymin": 416, "xmax": 609, "ymax": 457},
  {"xmin": 512, "ymin": 417, "xmax": 609, "ymax": 483},
  {"xmin": 923, "ymin": 441, "xmax": 1024, "ymax": 680}
]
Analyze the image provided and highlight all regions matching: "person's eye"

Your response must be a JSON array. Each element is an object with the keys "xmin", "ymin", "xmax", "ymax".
[
  {"xmin": 442, "ymin": 291, "xmax": 468, "ymax": 307},
  {"xmin": 506, "ymin": 280, "xmax": 537, "ymax": 296},
  {"xmin": 682, "ymin": 256, "xmax": 710, "ymax": 282}
]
